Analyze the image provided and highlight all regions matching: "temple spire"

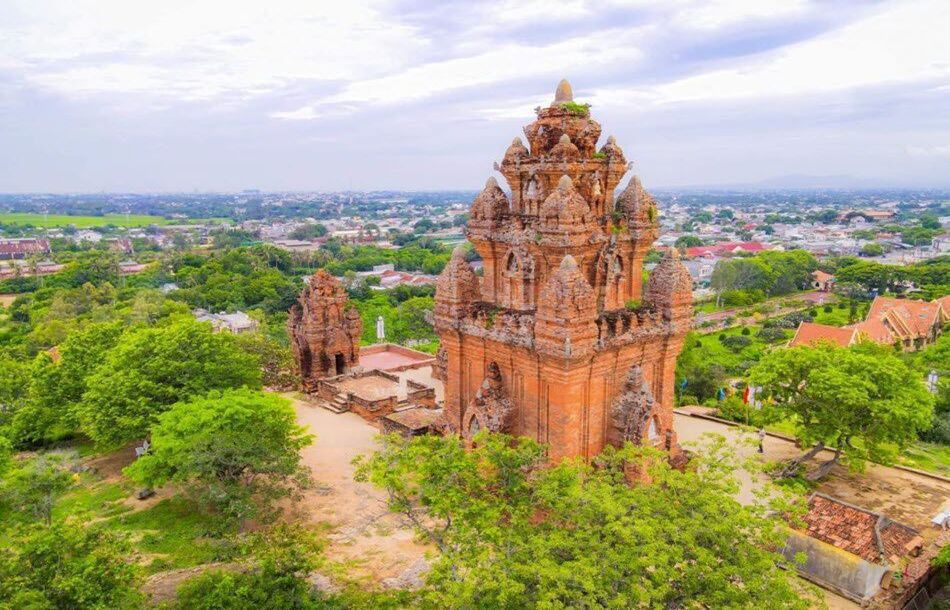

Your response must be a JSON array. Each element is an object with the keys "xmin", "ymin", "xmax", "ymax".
[{"xmin": 554, "ymin": 79, "xmax": 573, "ymax": 103}]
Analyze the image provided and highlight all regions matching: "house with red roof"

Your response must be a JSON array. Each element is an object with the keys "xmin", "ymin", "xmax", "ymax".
[{"xmin": 789, "ymin": 296, "xmax": 947, "ymax": 351}]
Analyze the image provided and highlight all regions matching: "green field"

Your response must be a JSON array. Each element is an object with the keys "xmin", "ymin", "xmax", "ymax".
[{"xmin": 0, "ymin": 213, "xmax": 172, "ymax": 228}]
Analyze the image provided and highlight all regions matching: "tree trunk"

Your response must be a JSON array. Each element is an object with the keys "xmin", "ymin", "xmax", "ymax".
[
  {"xmin": 775, "ymin": 442, "xmax": 825, "ymax": 478},
  {"xmin": 805, "ymin": 447, "xmax": 841, "ymax": 481}
]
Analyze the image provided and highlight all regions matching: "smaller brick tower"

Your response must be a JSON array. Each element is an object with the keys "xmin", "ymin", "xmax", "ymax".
[{"xmin": 288, "ymin": 270, "xmax": 362, "ymax": 391}]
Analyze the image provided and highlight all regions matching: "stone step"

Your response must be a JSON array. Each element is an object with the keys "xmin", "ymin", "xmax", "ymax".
[{"xmin": 319, "ymin": 401, "xmax": 348, "ymax": 414}]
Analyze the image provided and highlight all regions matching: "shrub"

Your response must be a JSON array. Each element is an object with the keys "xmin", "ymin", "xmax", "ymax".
[
  {"xmin": 677, "ymin": 394, "xmax": 699, "ymax": 406},
  {"xmin": 823, "ymin": 305, "xmax": 833, "ymax": 313},
  {"xmin": 741, "ymin": 327, "xmax": 751, "ymax": 336},
  {"xmin": 720, "ymin": 336, "xmax": 752, "ymax": 351},
  {"xmin": 756, "ymin": 327, "xmax": 789, "ymax": 343}
]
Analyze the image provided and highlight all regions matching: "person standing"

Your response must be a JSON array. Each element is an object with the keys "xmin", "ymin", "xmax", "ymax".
[{"xmin": 757, "ymin": 427, "xmax": 766, "ymax": 454}]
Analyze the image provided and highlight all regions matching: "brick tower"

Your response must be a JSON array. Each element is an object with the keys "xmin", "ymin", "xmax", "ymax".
[
  {"xmin": 434, "ymin": 80, "xmax": 693, "ymax": 462},
  {"xmin": 288, "ymin": 270, "xmax": 363, "ymax": 391}
]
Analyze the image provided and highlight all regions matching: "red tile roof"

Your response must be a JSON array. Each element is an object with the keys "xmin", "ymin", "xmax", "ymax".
[
  {"xmin": 852, "ymin": 296, "xmax": 945, "ymax": 344},
  {"xmin": 802, "ymin": 494, "xmax": 922, "ymax": 565},
  {"xmin": 789, "ymin": 322, "xmax": 857, "ymax": 348},
  {"xmin": 0, "ymin": 238, "xmax": 50, "ymax": 256}
]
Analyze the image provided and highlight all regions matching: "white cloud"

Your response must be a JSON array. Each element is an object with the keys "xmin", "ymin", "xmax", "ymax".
[
  {"xmin": 0, "ymin": 0, "xmax": 424, "ymax": 101},
  {"xmin": 905, "ymin": 144, "xmax": 950, "ymax": 157},
  {"xmin": 593, "ymin": 0, "xmax": 950, "ymax": 106},
  {"xmin": 671, "ymin": 0, "xmax": 811, "ymax": 30}
]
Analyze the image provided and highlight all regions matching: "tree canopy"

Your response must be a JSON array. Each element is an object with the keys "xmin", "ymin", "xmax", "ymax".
[
  {"xmin": 0, "ymin": 521, "xmax": 141, "ymax": 610},
  {"xmin": 355, "ymin": 432, "xmax": 819, "ymax": 609},
  {"xmin": 749, "ymin": 342, "xmax": 934, "ymax": 479},
  {"xmin": 125, "ymin": 389, "xmax": 312, "ymax": 525},
  {"xmin": 77, "ymin": 318, "xmax": 262, "ymax": 447}
]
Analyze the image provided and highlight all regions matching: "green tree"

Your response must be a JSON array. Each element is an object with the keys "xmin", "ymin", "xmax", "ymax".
[
  {"xmin": 232, "ymin": 332, "xmax": 298, "ymax": 390},
  {"xmin": 2, "ymin": 453, "xmax": 75, "ymax": 525},
  {"xmin": 749, "ymin": 342, "xmax": 934, "ymax": 479},
  {"xmin": 673, "ymin": 235, "xmax": 702, "ymax": 249},
  {"xmin": 859, "ymin": 242, "xmax": 884, "ymax": 257},
  {"xmin": 920, "ymin": 213, "xmax": 941, "ymax": 230},
  {"xmin": 0, "ymin": 434, "xmax": 12, "ymax": 478},
  {"xmin": 0, "ymin": 356, "xmax": 30, "ymax": 428},
  {"xmin": 355, "ymin": 433, "xmax": 819, "ymax": 610},
  {"xmin": 14, "ymin": 321, "xmax": 126, "ymax": 447},
  {"xmin": 710, "ymin": 258, "xmax": 772, "ymax": 306},
  {"xmin": 0, "ymin": 521, "xmax": 141, "ymax": 609},
  {"xmin": 171, "ymin": 525, "xmax": 325, "ymax": 610},
  {"xmin": 125, "ymin": 389, "xmax": 312, "ymax": 525},
  {"xmin": 288, "ymin": 223, "xmax": 328, "ymax": 240},
  {"xmin": 396, "ymin": 296, "xmax": 435, "ymax": 343},
  {"xmin": 78, "ymin": 318, "xmax": 261, "ymax": 447}
]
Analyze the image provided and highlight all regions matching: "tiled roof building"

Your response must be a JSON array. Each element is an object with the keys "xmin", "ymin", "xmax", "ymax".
[{"xmin": 789, "ymin": 296, "xmax": 946, "ymax": 351}]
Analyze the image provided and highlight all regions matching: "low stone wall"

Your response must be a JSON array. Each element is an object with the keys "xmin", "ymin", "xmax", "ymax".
[
  {"xmin": 349, "ymin": 393, "xmax": 398, "ymax": 421},
  {"xmin": 782, "ymin": 529, "xmax": 888, "ymax": 603},
  {"xmin": 407, "ymin": 379, "xmax": 436, "ymax": 409}
]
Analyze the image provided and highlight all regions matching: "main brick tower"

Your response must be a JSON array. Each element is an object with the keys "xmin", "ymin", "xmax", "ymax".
[{"xmin": 433, "ymin": 80, "xmax": 693, "ymax": 462}]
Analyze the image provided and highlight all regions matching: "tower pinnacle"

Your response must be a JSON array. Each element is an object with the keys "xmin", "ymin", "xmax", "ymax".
[{"xmin": 554, "ymin": 79, "xmax": 573, "ymax": 103}]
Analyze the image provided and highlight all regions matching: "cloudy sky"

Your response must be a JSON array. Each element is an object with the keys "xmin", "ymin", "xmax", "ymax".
[{"xmin": 1, "ymin": 0, "xmax": 948, "ymax": 192}]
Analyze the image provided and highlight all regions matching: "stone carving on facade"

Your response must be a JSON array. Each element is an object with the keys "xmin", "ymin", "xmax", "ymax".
[
  {"xmin": 645, "ymin": 248, "xmax": 694, "ymax": 323},
  {"xmin": 432, "ymin": 345, "xmax": 447, "ymax": 382},
  {"xmin": 288, "ymin": 270, "xmax": 363, "ymax": 391},
  {"xmin": 434, "ymin": 80, "xmax": 692, "ymax": 462},
  {"xmin": 608, "ymin": 366, "xmax": 657, "ymax": 446},
  {"xmin": 461, "ymin": 362, "xmax": 515, "ymax": 439}
]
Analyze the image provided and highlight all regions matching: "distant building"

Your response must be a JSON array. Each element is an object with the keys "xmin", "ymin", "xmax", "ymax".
[
  {"xmin": 194, "ymin": 309, "xmax": 259, "ymax": 334},
  {"xmin": 790, "ymin": 296, "xmax": 947, "ymax": 351},
  {"xmin": 118, "ymin": 261, "xmax": 149, "ymax": 275},
  {"xmin": 105, "ymin": 238, "xmax": 133, "ymax": 254},
  {"xmin": 0, "ymin": 238, "xmax": 50, "ymax": 260},
  {"xmin": 682, "ymin": 258, "xmax": 717, "ymax": 289},
  {"xmin": 812, "ymin": 270, "xmax": 835, "ymax": 292},
  {"xmin": 685, "ymin": 241, "xmax": 766, "ymax": 258},
  {"xmin": 376, "ymin": 269, "xmax": 437, "ymax": 289}
]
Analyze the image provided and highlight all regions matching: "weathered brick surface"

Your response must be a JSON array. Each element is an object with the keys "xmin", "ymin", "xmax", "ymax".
[
  {"xmin": 435, "ymin": 80, "xmax": 693, "ymax": 462},
  {"xmin": 288, "ymin": 270, "xmax": 362, "ymax": 391}
]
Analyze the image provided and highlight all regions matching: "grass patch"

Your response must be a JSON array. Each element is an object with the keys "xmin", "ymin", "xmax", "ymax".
[
  {"xmin": 688, "ymin": 325, "xmax": 773, "ymax": 375},
  {"xmin": 109, "ymin": 497, "xmax": 244, "ymax": 573},
  {"xmin": 896, "ymin": 442, "xmax": 950, "ymax": 476},
  {"xmin": 54, "ymin": 478, "xmax": 134, "ymax": 520},
  {"xmin": 811, "ymin": 307, "xmax": 852, "ymax": 327},
  {"xmin": 0, "ymin": 212, "xmax": 172, "ymax": 228}
]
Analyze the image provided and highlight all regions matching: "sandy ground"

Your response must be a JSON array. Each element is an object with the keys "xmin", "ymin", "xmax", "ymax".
[
  {"xmin": 288, "ymin": 394, "xmax": 430, "ymax": 584},
  {"xmin": 0, "ymin": 294, "xmax": 16, "ymax": 307}
]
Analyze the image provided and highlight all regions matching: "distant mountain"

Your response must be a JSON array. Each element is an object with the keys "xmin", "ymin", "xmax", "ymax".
[
  {"xmin": 750, "ymin": 174, "xmax": 879, "ymax": 190},
  {"xmin": 656, "ymin": 174, "xmax": 932, "ymax": 191}
]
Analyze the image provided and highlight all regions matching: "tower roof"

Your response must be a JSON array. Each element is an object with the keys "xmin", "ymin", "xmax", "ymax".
[
  {"xmin": 554, "ymin": 79, "xmax": 573, "ymax": 103},
  {"xmin": 646, "ymin": 249, "xmax": 693, "ymax": 312},
  {"xmin": 470, "ymin": 176, "xmax": 510, "ymax": 222}
]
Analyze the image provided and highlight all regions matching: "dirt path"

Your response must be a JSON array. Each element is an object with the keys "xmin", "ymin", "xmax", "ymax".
[{"xmin": 287, "ymin": 394, "xmax": 429, "ymax": 586}]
